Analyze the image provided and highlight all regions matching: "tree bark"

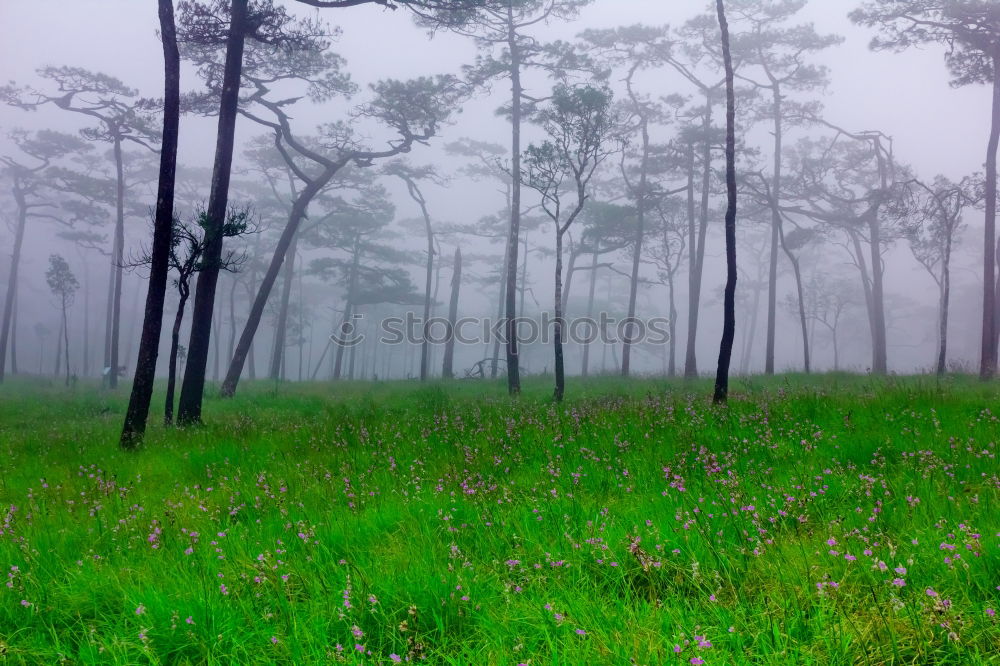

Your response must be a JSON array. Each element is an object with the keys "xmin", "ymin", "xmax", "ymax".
[
  {"xmin": 581, "ymin": 247, "xmax": 599, "ymax": 378},
  {"xmin": 103, "ymin": 135, "xmax": 127, "ymax": 389},
  {"xmin": 120, "ymin": 0, "xmax": 179, "ymax": 448},
  {"xmin": 713, "ymin": 0, "xmax": 737, "ymax": 405},
  {"xmin": 164, "ymin": 287, "xmax": 188, "ymax": 425},
  {"xmin": 0, "ymin": 181, "xmax": 27, "ymax": 383},
  {"xmin": 269, "ymin": 227, "xmax": 299, "ymax": 381},
  {"xmin": 765, "ymin": 89, "xmax": 782, "ymax": 375},
  {"xmin": 442, "ymin": 246, "xmax": 462, "ymax": 379},
  {"xmin": 622, "ymin": 116, "xmax": 650, "ymax": 377},
  {"xmin": 61, "ymin": 299, "xmax": 70, "ymax": 387},
  {"xmin": 504, "ymin": 6, "xmax": 522, "ymax": 395},
  {"xmin": 683, "ymin": 139, "xmax": 701, "ymax": 379},
  {"xmin": 553, "ymin": 231, "xmax": 566, "ymax": 401},
  {"xmin": 178, "ymin": 0, "xmax": 248, "ymax": 422},
  {"xmin": 221, "ymin": 164, "xmax": 335, "ymax": 397},
  {"xmin": 982, "ymin": 50, "xmax": 1000, "ymax": 380}
]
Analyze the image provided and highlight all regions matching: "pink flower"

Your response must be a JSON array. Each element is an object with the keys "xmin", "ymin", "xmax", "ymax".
[
  {"xmin": 135, "ymin": 604, "xmax": 146, "ymax": 615},
  {"xmin": 926, "ymin": 588, "xmax": 937, "ymax": 597},
  {"xmin": 390, "ymin": 655, "xmax": 402, "ymax": 663}
]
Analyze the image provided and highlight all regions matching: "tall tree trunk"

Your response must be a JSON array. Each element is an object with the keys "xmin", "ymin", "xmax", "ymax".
[
  {"xmin": 81, "ymin": 261, "xmax": 89, "ymax": 377},
  {"xmin": 419, "ymin": 201, "xmax": 434, "ymax": 381},
  {"xmin": 442, "ymin": 246, "xmax": 462, "ymax": 379},
  {"xmin": 937, "ymin": 235, "xmax": 950, "ymax": 376},
  {"xmin": 221, "ymin": 165, "xmax": 335, "ymax": 397},
  {"xmin": 683, "ymin": 140, "xmax": 700, "ymax": 379},
  {"xmin": 120, "ymin": 0, "xmax": 179, "ymax": 447},
  {"xmin": 504, "ymin": 7, "xmax": 522, "ymax": 395},
  {"xmin": 490, "ymin": 255, "xmax": 507, "ymax": 379},
  {"xmin": 581, "ymin": 247, "xmax": 599, "ymax": 377},
  {"xmin": 62, "ymin": 300, "xmax": 70, "ymax": 387},
  {"xmin": 667, "ymin": 272, "xmax": 677, "ymax": 378},
  {"xmin": 869, "ymin": 215, "xmax": 888, "ymax": 374},
  {"xmin": 178, "ymin": 0, "xmax": 248, "ymax": 422},
  {"xmin": 713, "ymin": 0, "xmax": 737, "ymax": 405},
  {"xmin": 9, "ymin": 291, "xmax": 16, "ymax": 376},
  {"xmin": 55, "ymin": 313, "xmax": 64, "ymax": 378},
  {"xmin": 228, "ymin": 274, "xmax": 238, "ymax": 366},
  {"xmin": 269, "ymin": 228, "xmax": 299, "ymax": 381},
  {"xmin": 622, "ymin": 116, "xmax": 650, "ymax": 377},
  {"xmin": 553, "ymin": 232, "xmax": 566, "ymax": 401},
  {"xmin": 0, "ymin": 183, "xmax": 27, "ymax": 383},
  {"xmin": 765, "ymin": 89, "xmax": 782, "ymax": 375},
  {"xmin": 982, "ymin": 50, "xmax": 1000, "ymax": 380},
  {"xmin": 108, "ymin": 135, "xmax": 126, "ymax": 389},
  {"xmin": 165, "ymin": 288, "xmax": 187, "ymax": 425}
]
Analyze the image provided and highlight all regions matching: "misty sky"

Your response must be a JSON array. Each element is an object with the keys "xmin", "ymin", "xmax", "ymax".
[{"xmin": 0, "ymin": 0, "xmax": 995, "ymax": 375}]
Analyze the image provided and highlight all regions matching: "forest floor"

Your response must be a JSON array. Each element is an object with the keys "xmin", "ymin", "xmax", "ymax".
[{"xmin": 0, "ymin": 374, "xmax": 999, "ymax": 664}]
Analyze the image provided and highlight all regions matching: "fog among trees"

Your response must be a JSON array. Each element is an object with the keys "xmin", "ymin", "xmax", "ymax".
[{"xmin": 2, "ymin": 0, "xmax": 1000, "ymax": 436}]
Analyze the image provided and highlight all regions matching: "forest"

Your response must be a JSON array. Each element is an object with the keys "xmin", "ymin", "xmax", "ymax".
[{"xmin": 1, "ymin": 1, "xmax": 999, "ymax": 664}]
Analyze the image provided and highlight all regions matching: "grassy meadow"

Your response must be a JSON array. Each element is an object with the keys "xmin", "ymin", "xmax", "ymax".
[{"xmin": 0, "ymin": 374, "xmax": 999, "ymax": 664}]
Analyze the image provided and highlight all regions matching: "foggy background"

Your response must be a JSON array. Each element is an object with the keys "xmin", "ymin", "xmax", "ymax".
[{"xmin": 0, "ymin": 0, "xmax": 991, "ymax": 381}]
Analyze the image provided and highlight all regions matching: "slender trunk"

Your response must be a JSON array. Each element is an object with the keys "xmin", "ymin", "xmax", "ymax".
[
  {"xmin": 765, "ymin": 90, "xmax": 782, "ymax": 375},
  {"xmin": 212, "ymin": 295, "xmax": 221, "ymax": 381},
  {"xmin": 119, "ymin": 0, "xmax": 180, "ymax": 446},
  {"xmin": 108, "ymin": 135, "xmax": 126, "ymax": 389},
  {"xmin": 103, "ymin": 227, "xmax": 115, "ymax": 375},
  {"xmin": 55, "ymin": 313, "xmax": 64, "ymax": 378},
  {"xmin": 981, "ymin": 51, "xmax": 1000, "ymax": 379},
  {"xmin": 0, "ymin": 184, "xmax": 27, "ymax": 382},
  {"xmin": 869, "ymin": 215, "xmax": 888, "ymax": 374},
  {"xmin": 228, "ymin": 274, "xmax": 238, "ymax": 365},
  {"xmin": 553, "ymin": 231, "xmax": 565, "ymax": 401},
  {"xmin": 82, "ymin": 262, "xmax": 89, "ymax": 377},
  {"xmin": 713, "ymin": 0, "xmax": 737, "ymax": 405},
  {"xmin": 269, "ymin": 227, "xmax": 299, "ymax": 381},
  {"xmin": 622, "ymin": 116, "xmax": 650, "ymax": 377},
  {"xmin": 582, "ymin": 248, "xmax": 599, "ymax": 377},
  {"xmin": 420, "ymin": 201, "xmax": 434, "ymax": 381},
  {"xmin": 165, "ymin": 289, "xmax": 187, "ymax": 425},
  {"xmin": 683, "ymin": 139, "xmax": 701, "ymax": 379},
  {"xmin": 442, "ymin": 246, "xmax": 462, "ymax": 379},
  {"xmin": 937, "ymin": 236, "xmax": 950, "ymax": 375},
  {"xmin": 333, "ymin": 244, "xmax": 362, "ymax": 381},
  {"xmin": 9, "ymin": 290, "xmax": 16, "ymax": 376},
  {"xmin": 178, "ymin": 0, "xmax": 248, "ymax": 422},
  {"xmin": 504, "ymin": 8, "xmax": 522, "ymax": 395},
  {"xmin": 221, "ymin": 164, "xmax": 336, "ymax": 397},
  {"xmin": 667, "ymin": 272, "xmax": 677, "ymax": 377},
  {"xmin": 62, "ymin": 300, "xmax": 70, "ymax": 387}
]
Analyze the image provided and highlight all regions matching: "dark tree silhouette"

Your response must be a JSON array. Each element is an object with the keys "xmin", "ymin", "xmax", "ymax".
[
  {"xmin": 713, "ymin": 0, "xmax": 738, "ymax": 405},
  {"xmin": 121, "ymin": 0, "xmax": 181, "ymax": 449}
]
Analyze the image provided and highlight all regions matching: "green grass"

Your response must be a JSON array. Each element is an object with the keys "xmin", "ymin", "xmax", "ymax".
[{"xmin": 1, "ymin": 374, "xmax": 999, "ymax": 664}]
